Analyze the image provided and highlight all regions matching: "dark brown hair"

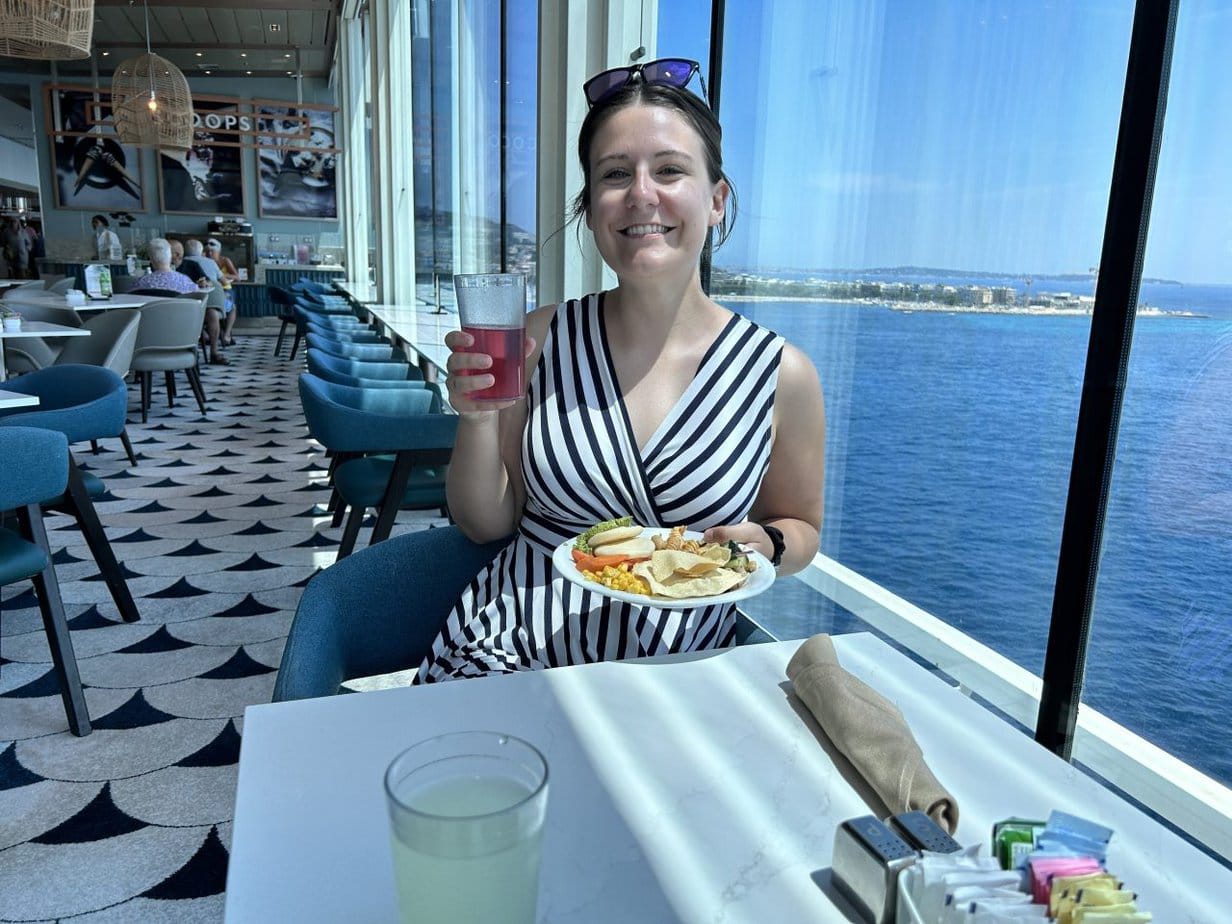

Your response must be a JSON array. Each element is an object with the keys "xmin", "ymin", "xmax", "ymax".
[{"xmin": 570, "ymin": 81, "xmax": 737, "ymax": 248}]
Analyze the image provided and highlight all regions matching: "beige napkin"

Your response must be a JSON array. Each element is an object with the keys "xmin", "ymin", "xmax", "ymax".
[{"xmin": 786, "ymin": 633, "xmax": 960, "ymax": 834}]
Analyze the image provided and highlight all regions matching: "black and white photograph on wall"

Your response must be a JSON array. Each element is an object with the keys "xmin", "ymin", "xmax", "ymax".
[
  {"xmin": 47, "ymin": 87, "xmax": 145, "ymax": 212},
  {"xmin": 256, "ymin": 105, "xmax": 338, "ymax": 219},
  {"xmin": 158, "ymin": 99, "xmax": 244, "ymax": 215}
]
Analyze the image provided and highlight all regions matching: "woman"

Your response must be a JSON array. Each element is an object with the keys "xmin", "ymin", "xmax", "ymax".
[
  {"xmin": 91, "ymin": 215, "xmax": 121, "ymax": 262},
  {"xmin": 206, "ymin": 238, "xmax": 241, "ymax": 346},
  {"xmin": 417, "ymin": 59, "xmax": 826, "ymax": 681}
]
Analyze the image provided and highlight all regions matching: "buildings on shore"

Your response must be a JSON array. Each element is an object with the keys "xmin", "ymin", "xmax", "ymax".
[{"xmin": 712, "ymin": 269, "xmax": 1197, "ymax": 317}]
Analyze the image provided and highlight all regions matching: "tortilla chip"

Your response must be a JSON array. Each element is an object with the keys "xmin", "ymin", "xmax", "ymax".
[
  {"xmin": 643, "ymin": 549, "xmax": 725, "ymax": 580},
  {"xmin": 633, "ymin": 556, "xmax": 749, "ymax": 599}
]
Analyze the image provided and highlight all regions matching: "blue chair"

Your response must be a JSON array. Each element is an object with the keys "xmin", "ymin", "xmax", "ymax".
[
  {"xmin": 295, "ymin": 278, "xmax": 333, "ymax": 294},
  {"xmin": 0, "ymin": 427, "xmax": 92, "ymax": 734},
  {"xmin": 295, "ymin": 302, "xmax": 366, "ymax": 331},
  {"xmin": 268, "ymin": 285, "xmax": 299, "ymax": 358},
  {"xmin": 305, "ymin": 332, "xmax": 406, "ymax": 363},
  {"xmin": 306, "ymin": 348, "xmax": 424, "ymax": 383},
  {"xmin": 270, "ymin": 525, "xmax": 775, "ymax": 702},
  {"xmin": 272, "ymin": 525, "xmax": 510, "ymax": 701},
  {"xmin": 0, "ymin": 365, "xmax": 141, "ymax": 622},
  {"xmin": 298, "ymin": 373, "xmax": 456, "ymax": 560},
  {"xmin": 302, "ymin": 318, "xmax": 387, "ymax": 344}
]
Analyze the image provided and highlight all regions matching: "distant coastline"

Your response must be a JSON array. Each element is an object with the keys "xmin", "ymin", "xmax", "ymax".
[
  {"xmin": 716, "ymin": 292, "xmax": 1204, "ymax": 318},
  {"xmin": 711, "ymin": 269, "xmax": 1207, "ymax": 318}
]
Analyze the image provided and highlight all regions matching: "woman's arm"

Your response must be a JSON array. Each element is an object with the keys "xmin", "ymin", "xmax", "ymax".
[
  {"xmin": 704, "ymin": 343, "xmax": 825, "ymax": 576},
  {"xmin": 445, "ymin": 304, "xmax": 555, "ymax": 543}
]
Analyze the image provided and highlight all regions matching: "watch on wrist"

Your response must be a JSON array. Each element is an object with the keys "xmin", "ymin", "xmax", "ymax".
[{"xmin": 762, "ymin": 524, "xmax": 785, "ymax": 567}]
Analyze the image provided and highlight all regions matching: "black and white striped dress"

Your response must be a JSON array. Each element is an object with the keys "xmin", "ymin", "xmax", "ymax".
[{"xmin": 416, "ymin": 292, "xmax": 784, "ymax": 682}]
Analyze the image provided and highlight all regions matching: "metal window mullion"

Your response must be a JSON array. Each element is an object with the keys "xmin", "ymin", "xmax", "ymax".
[
  {"xmin": 339, "ymin": 15, "xmax": 371, "ymax": 283},
  {"xmin": 1035, "ymin": 0, "xmax": 1179, "ymax": 759}
]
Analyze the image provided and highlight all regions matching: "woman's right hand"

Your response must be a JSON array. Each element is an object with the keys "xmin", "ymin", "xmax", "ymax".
[{"xmin": 443, "ymin": 328, "xmax": 536, "ymax": 417}]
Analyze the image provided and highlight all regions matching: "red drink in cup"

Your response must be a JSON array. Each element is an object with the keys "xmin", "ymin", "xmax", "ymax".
[
  {"xmin": 454, "ymin": 274, "xmax": 527, "ymax": 402},
  {"xmin": 460, "ymin": 324, "xmax": 523, "ymax": 400}
]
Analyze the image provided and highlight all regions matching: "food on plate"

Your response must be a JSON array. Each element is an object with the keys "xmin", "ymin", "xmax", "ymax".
[
  {"xmin": 574, "ymin": 516, "xmax": 635, "ymax": 554},
  {"xmin": 569, "ymin": 518, "xmax": 757, "ymax": 600},
  {"xmin": 632, "ymin": 548, "xmax": 751, "ymax": 599},
  {"xmin": 589, "ymin": 524, "xmax": 644, "ymax": 548},
  {"xmin": 582, "ymin": 563, "xmax": 650, "ymax": 595},
  {"xmin": 589, "ymin": 535, "xmax": 655, "ymax": 558},
  {"xmin": 721, "ymin": 541, "xmax": 757, "ymax": 573}
]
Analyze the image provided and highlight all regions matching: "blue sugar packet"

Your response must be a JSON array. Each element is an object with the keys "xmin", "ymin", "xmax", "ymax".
[{"xmin": 1039, "ymin": 811, "xmax": 1113, "ymax": 863}]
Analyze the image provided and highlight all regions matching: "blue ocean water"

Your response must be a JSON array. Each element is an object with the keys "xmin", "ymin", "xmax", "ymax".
[{"xmin": 723, "ymin": 295, "xmax": 1232, "ymax": 786}]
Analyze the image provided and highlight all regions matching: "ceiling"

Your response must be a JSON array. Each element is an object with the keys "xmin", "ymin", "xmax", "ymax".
[{"xmin": 0, "ymin": 0, "xmax": 345, "ymax": 80}]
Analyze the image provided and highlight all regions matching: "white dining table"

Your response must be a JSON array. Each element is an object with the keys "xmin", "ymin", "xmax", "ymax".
[
  {"xmin": 0, "ymin": 321, "xmax": 90, "ymax": 381},
  {"xmin": 226, "ymin": 633, "xmax": 1231, "ymax": 923},
  {"xmin": 363, "ymin": 301, "xmax": 455, "ymax": 374},
  {"xmin": 10, "ymin": 293, "xmax": 162, "ymax": 311},
  {"xmin": 333, "ymin": 279, "xmax": 381, "ymax": 305},
  {"xmin": 0, "ymin": 388, "xmax": 38, "ymax": 408}
]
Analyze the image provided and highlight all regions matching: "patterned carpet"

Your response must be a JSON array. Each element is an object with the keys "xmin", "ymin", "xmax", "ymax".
[{"xmin": 0, "ymin": 335, "xmax": 447, "ymax": 922}]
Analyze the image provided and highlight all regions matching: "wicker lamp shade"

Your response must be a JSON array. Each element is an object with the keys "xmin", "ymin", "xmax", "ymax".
[
  {"xmin": 111, "ymin": 52, "xmax": 194, "ymax": 151},
  {"xmin": 0, "ymin": 0, "xmax": 94, "ymax": 59}
]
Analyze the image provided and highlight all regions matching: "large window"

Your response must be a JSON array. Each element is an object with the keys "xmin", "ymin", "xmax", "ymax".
[
  {"xmin": 409, "ymin": 0, "xmax": 538, "ymax": 302},
  {"xmin": 1084, "ymin": 3, "xmax": 1232, "ymax": 788}
]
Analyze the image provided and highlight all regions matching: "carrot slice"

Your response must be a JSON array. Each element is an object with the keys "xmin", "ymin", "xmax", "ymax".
[{"xmin": 570, "ymin": 549, "xmax": 648, "ymax": 572}]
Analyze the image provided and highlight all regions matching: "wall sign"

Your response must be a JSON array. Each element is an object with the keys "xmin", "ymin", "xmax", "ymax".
[{"xmin": 45, "ymin": 85, "xmax": 146, "ymax": 212}]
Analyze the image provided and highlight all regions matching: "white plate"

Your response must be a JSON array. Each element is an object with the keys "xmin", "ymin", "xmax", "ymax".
[{"xmin": 551, "ymin": 528, "xmax": 774, "ymax": 609}]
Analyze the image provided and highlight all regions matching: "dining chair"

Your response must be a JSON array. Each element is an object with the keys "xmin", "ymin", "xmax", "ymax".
[
  {"xmin": 1, "ymin": 302, "xmax": 87, "ymax": 372},
  {"xmin": 0, "ymin": 426, "xmax": 92, "ymax": 734},
  {"xmin": 52, "ymin": 309, "xmax": 142, "ymax": 464},
  {"xmin": 305, "ymin": 332, "xmax": 406, "ymax": 363},
  {"xmin": 129, "ymin": 298, "xmax": 208, "ymax": 422},
  {"xmin": 271, "ymin": 525, "xmax": 511, "ymax": 701},
  {"xmin": 267, "ymin": 285, "xmax": 298, "ymax": 358},
  {"xmin": 307, "ymin": 363, "xmax": 436, "ymax": 393},
  {"xmin": 306, "ymin": 348, "xmax": 426, "ymax": 384},
  {"xmin": 0, "ymin": 364, "xmax": 142, "ymax": 623},
  {"xmin": 298, "ymin": 373, "xmax": 456, "ymax": 560},
  {"xmin": 1, "ymin": 280, "xmax": 46, "ymax": 299},
  {"xmin": 271, "ymin": 524, "xmax": 776, "ymax": 702},
  {"xmin": 302, "ymin": 318, "xmax": 387, "ymax": 343}
]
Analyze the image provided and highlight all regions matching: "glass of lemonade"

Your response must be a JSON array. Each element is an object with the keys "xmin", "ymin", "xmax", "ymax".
[
  {"xmin": 453, "ymin": 273, "xmax": 528, "ymax": 401},
  {"xmin": 384, "ymin": 731, "xmax": 549, "ymax": 924}
]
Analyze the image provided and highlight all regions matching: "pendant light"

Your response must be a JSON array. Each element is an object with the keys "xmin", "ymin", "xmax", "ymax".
[
  {"xmin": 110, "ymin": 0, "xmax": 192, "ymax": 150},
  {"xmin": 0, "ymin": 0, "xmax": 94, "ymax": 60}
]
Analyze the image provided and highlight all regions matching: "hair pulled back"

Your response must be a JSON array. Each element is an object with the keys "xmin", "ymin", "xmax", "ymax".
[{"xmin": 570, "ymin": 81, "xmax": 737, "ymax": 248}]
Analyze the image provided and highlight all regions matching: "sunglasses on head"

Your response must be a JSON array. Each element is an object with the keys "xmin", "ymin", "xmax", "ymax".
[{"xmin": 583, "ymin": 58, "xmax": 708, "ymax": 108}]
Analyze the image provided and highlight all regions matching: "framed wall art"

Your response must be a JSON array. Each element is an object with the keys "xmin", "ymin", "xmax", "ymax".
[
  {"xmin": 255, "ymin": 103, "xmax": 339, "ymax": 220},
  {"xmin": 46, "ymin": 86, "xmax": 146, "ymax": 212},
  {"xmin": 158, "ymin": 98, "xmax": 245, "ymax": 216}
]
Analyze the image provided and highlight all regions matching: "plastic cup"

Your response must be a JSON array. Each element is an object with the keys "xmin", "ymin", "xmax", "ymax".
[
  {"xmin": 384, "ymin": 731, "xmax": 549, "ymax": 924},
  {"xmin": 453, "ymin": 273, "xmax": 527, "ymax": 401}
]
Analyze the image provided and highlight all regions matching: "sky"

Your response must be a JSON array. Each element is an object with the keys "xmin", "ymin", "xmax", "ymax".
[{"xmin": 646, "ymin": 0, "xmax": 1232, "ymax": 285}]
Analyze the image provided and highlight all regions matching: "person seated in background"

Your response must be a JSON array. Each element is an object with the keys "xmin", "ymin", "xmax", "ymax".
[
  {"xmin": 171, "ymin": 238, "xmax": 229, "ymax": 367},
  {"xmin": 133, "ymin": 238, "xmax": 200, "ymax": 296},
  {"xmin": 205, "ymin": 238, "xmax": 241, "ymax": 347}
]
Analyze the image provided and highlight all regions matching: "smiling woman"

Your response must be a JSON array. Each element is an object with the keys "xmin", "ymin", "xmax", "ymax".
[{"xmin": 404, "ymin": 63, "xmax": 827, "ymax": 684}]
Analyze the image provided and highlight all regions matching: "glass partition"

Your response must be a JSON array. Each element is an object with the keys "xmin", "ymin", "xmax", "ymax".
[
  {"xmin": 1084, "ymin": 2, "xmax": 1232, "ymax": 790},
  {"xmin": 658, "ymin": 3, "xmax": 1135, "ymax": 693}
]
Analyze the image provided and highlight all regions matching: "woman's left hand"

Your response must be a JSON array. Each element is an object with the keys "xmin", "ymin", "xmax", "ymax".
[{"xmin": 703, "ymin": 521, "xmax": 774, "ymax": 562}]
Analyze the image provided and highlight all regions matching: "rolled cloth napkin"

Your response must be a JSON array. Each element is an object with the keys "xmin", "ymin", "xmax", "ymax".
[{"xmin": 786, "ymin": 633, "xmax": 960, "ymax": 834}]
